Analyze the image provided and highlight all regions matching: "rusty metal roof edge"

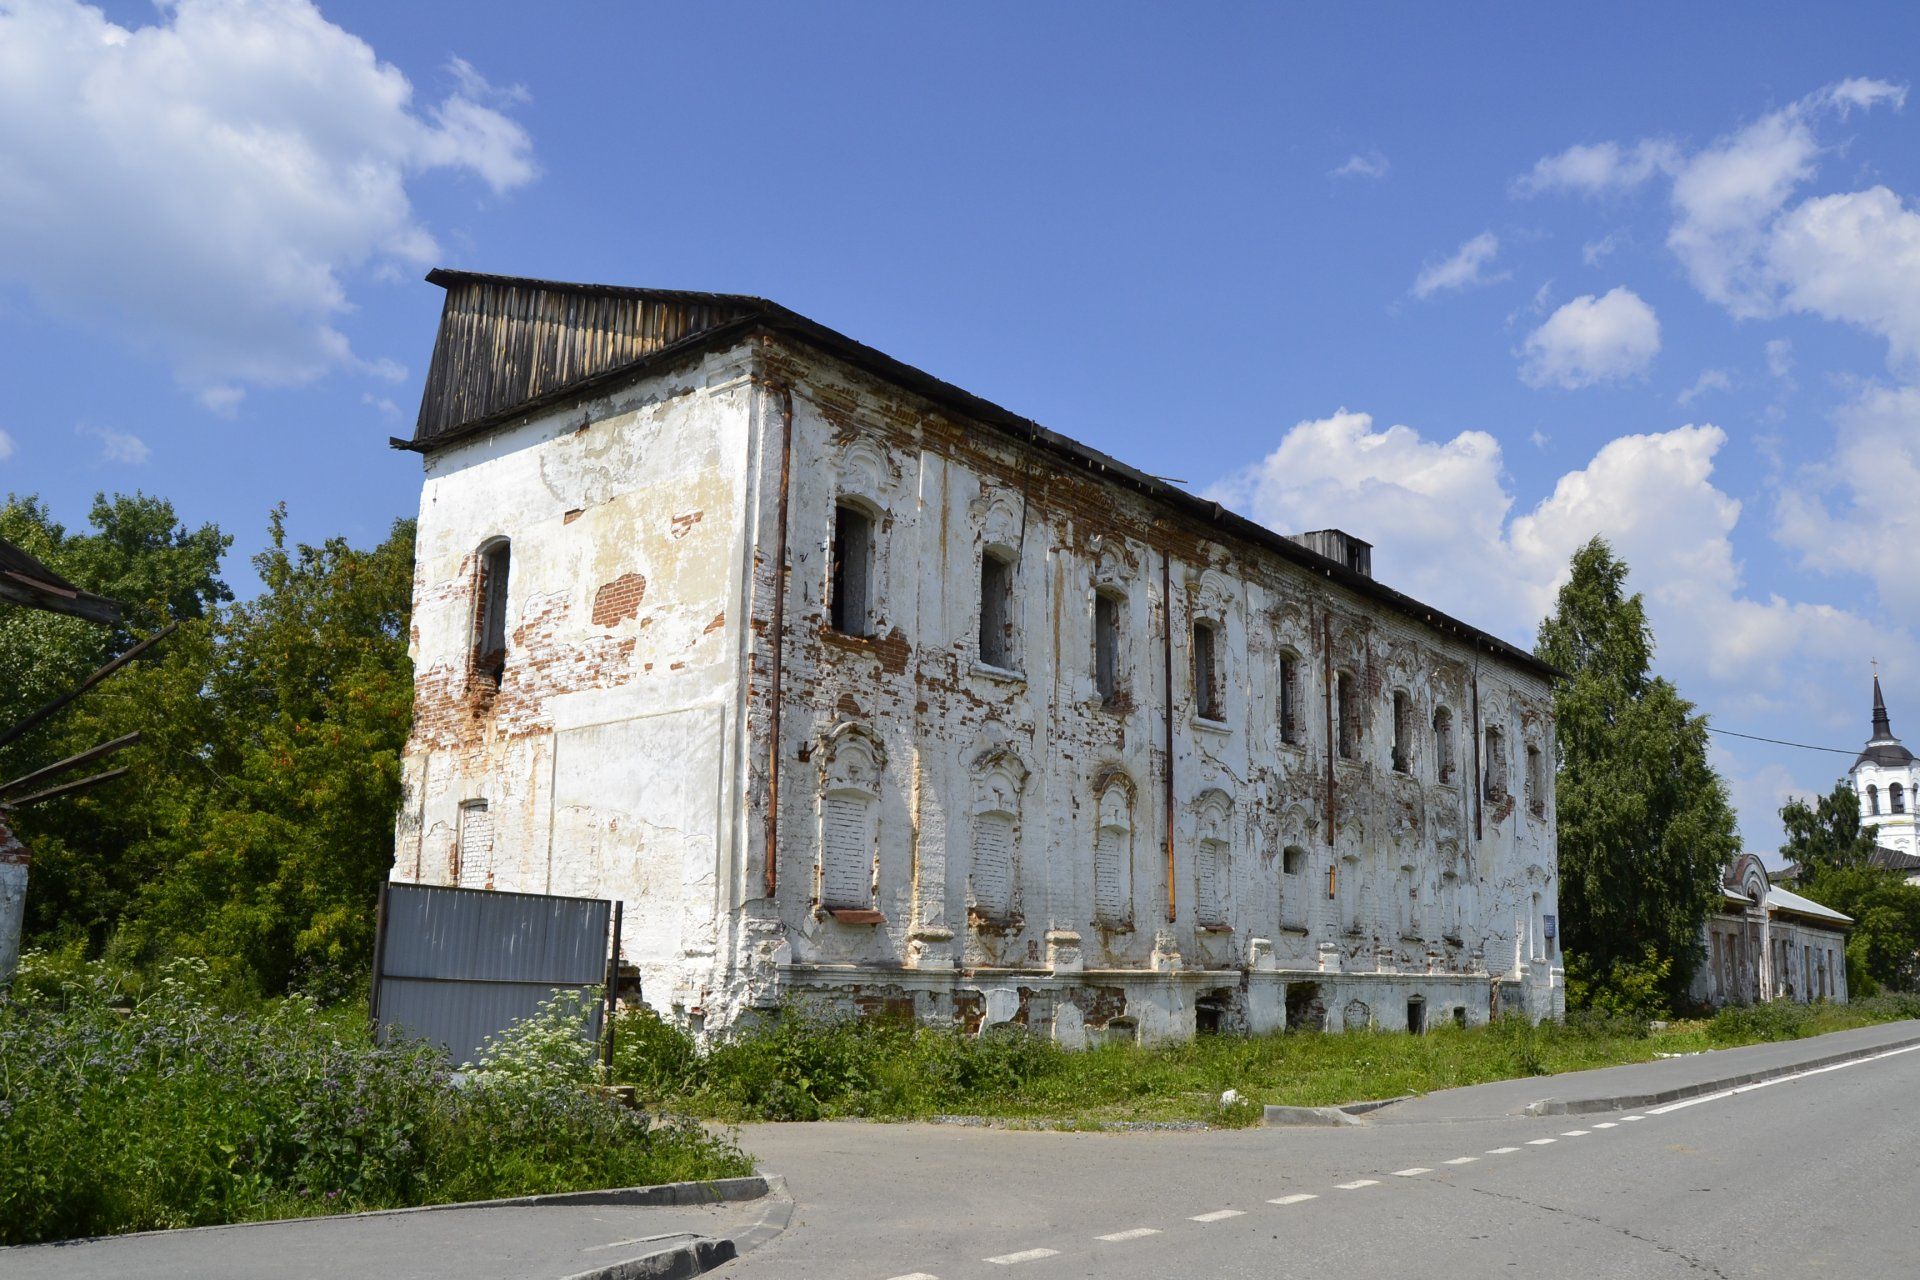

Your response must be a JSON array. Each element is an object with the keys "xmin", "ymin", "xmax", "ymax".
[{"xmin": 400, "ymin": 272, "xmax": 1557, "ymax": 681}]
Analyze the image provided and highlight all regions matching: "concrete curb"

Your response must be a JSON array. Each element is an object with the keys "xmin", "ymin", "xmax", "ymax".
[
  {"xmin": 558, "ymin": 1174, "xmax": 793, "ymax": 1280},
  {"xmin": 1522, "ymin": 1032, "xmax": 1920, "ymax": 1116},
  {"xmin": 1264, "ymin": 1096, "xmax": 1410, "ymax": 1127}
]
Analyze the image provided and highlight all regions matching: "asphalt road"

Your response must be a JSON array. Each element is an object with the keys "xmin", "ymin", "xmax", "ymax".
[{"xmin": 728, "ymin": 1041, "xmax": 1920, "ymax": 1279}]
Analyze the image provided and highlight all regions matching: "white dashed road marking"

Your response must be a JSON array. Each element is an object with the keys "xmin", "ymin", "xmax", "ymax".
[
  {"xmin": 1593, "ymin": 1121, "xmax": 1618, "ymax": 1129},
  {"xmin": 1526, "ymin": 1138, "xmax": 1557, "ymax": 1146},
  {"xmin": 1623, "ymin": 1115, "xmax": 1646, "ymax": 1121},
  {"xmin": 1268, "ymin": 1194, "xmax": 1318, "ymax": 1205},
  {"xmin": 986, "ymin": 1249, "xmax": 1059, "ymax": 1265},
  {"xmin": 1486, "ymin": 1146, "xmax": 1520, "ymax": 1154},
  {"xmin": 1096, "ymin": 1228, "xmax": 1161, "ymax": 1242},
  {"xmin": 1391, "ymin": 1167, "xmax": 1431, "ymax": 1177},
  {"xmin": 1560, "ymin": 1130, "xmax": 1590, "ymax": 1137},
  {"xmin": 1335, "ymin": 1179, "xmax": 1380, "ymax": 1190},
  {"xmin": 1190, "ymin": 1209, "xmax": 1245, "ymax": 1222},
  {"xmin": 1444, "ymin": 1156, "xmax": 1479, "ymax": 1165},
  {"xmin": 886, "ymin": 1274, "xmax": 940, "ymax": 1280}
]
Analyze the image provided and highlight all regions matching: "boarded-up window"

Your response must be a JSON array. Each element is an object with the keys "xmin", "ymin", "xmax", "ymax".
[
  {"xmin": 1434, "ymin": 706, "xmax": 1455, "ymax": 783},
  {"xmin": 971, "ymin": 810, "xmax": 1015, "ymax": 919},
  {"xmin": 1391, "ymin": 691, "xmax": 1412, "ymax": 773},
  {"xmin": 1279, "ymin": 651, "xmax": 1302, "ymax": 745},
  {"xmin": 820, "ymin": 791, "xmax": 874, "ymax": 909},
  {"xmin": 1094, "ymin": 591, "xmax": 1121, "ymax": 703},
  {"xmin": 830, "ymin": 502, "xmax": 874, "ymax": 637},
  {"xmin": 474, "ymin": 538, "xmax": 511, "ymax": 684},
  {"xmin": 1336, "ymin": 671, "xmax": 1358, "ymax": 759},
  {"xmin": 1196, "ymin": 839, "xmax": 1227, "ymax": 927},
  {"xmin": 455, "ymin": 800, "xmax": 492, "ymax": 889},
  {"xmin": 980, "ymin": 550, "xmax": 1015, "ymax": 669},
  {"xmin": 1094, "ymin": 782, "xmax": 1132, "ymax": 926},
  {"xmin": 1192, "ymin": 620, "xmax": 1221, "ymax": 720}
]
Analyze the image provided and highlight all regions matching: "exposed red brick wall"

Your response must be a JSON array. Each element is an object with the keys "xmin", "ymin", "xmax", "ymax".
[{"xmin": 591, "ymin": 573, "xmax": 648, "ymax": 627}]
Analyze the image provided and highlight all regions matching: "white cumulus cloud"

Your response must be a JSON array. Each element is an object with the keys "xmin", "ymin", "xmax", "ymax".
[
  {"xmin": 1677, "ymin": 368, "xmax": 1733, "ymax": 405},
  {"xmin": 1413, "ymin": 232, "xmax": 1507, "ymax": 298},
  {"xmin": 76, "ymin": 423, "xmax": 150, "ymax": 464},
  {"xmin": 1332, "ymin": 151, "xmax": 1389, "ymax": 180},
  {"xmin": 1519, "ymin": 287, "xmax": 1661, "ymax": 388},
  {"xmin": 1513, "ymin": 139, "xmax": 1679, "ymax": 198},
  {"xmin": 0, "ymin": 0, "xmax": 536, "ymax": 411}
]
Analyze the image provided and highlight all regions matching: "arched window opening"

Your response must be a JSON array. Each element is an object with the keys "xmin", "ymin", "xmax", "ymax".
[
  {"xmin": 1336, "ymin": 671, "xmax": 1358, "ymax": 760},
  {"xmin": 829, "ymin": 501, "xmax": 875, "ymax": 637},
  {"xmin": 1484, "ymin": 727, "xmax": 1507, "ymax": 802},
  {"xmin": 1867, "ymin": 784, "xmax": 1881, "ymax": 815},
  {"xmin": 970, "ymin": 754, "xmax": 1028, "ymax": 924},
  {"xmin": 1391, "ymin": 690, "xmax": 1412, "ymax": 773},
  {"xmin": 1279, "ymin": 650, "xmax": 1303, "ymax": 745},
  {"xmin": 1892, "ymin": 782, "xmax": 1907, "ymax": 814},
  {"xmin": 979, "ymin": 548, "xmax": 1016, "ymax": 669},
  {"xmin": 818, "ymin": 730, "xmax": 883, "ymax": 915},
  {"xmin": 474, "ymin": 538, "xmax": 511, "ymax": 685},
  {"xmin": 1433, "ymin": 706, "xmax": 1456, "ymax": 784},
  {"xmin": 1192, "ymin": 619, "xmax": 1222, "ymax": 721},
  {"xmin": 1093, "ymin": 590, "xmax": 1123, "ymax": 704}
]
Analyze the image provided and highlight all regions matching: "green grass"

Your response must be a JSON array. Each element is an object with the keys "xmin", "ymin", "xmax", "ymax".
[
  {"xmin": 610, "ymin": 994, "xmax": 1920, "ymax": 1129},
  {"xmin": 0, "ymin": 957, "xmax": 752, "ymax": 1246}
]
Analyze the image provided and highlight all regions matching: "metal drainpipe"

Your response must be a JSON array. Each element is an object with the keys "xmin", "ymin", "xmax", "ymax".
[
  {"xmin": 1163, "ymin": 548, "xmax": 1177, "ymax": 923},
  {"xmin": 763, "ymin": 381, "xmax": 795, "ymax": 900}
]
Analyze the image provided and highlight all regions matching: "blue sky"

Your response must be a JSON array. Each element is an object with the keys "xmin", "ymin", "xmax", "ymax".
[{"xmin": 4, "ymin": 1, "xmax": 1919, "ymax": 855}]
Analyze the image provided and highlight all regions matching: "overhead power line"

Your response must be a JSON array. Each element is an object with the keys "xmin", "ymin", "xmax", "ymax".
[{"xmin": 1704, "ymin": 726, "xmax": 1858, "ymax": 757}]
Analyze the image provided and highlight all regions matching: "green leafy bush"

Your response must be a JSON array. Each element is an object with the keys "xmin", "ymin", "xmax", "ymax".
[
  {"xmin": 0, "ymin": 956, "xmax": 750, "ymax": 1245},
  {"xmin": 1706, "ymin": 999, "xmax": 1817, "ymax": 1044}
]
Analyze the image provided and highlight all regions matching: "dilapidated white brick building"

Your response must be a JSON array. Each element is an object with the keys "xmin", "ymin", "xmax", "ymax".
[{"xmin": 390, "ymin": 271, "xmax": 1565, "ymax": 1042}]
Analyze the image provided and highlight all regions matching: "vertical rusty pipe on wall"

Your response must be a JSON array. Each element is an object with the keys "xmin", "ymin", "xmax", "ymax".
[
  {"xmin": 763, "ymin": 382, "xmax": 795, "ymax": 900},
  {"xmin": 1162, "ymin": 548, "xmax": 1177, "ymax": 923}
]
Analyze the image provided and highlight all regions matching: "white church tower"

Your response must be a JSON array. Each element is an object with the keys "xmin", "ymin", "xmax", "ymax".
[{"xmin": 1852, "ymin": 674, "xmax": 1917, "ymax": 858}]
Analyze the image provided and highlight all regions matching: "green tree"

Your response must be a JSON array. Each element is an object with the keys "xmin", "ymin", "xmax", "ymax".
[
  {"xmin": 1535, "ymin": 537, "xmax": 1739, "ymax": 1011},
  {"xmin": 6, "ymin": 496, "xmax": 413, "ymax": 995},
  {"xmin": 1791, "ymin": 866, "xmax": 1920, "ymax": 995},
  {"xmin": 1778, "ymin": 781, "xmax": 1878, "ymax": 876}
]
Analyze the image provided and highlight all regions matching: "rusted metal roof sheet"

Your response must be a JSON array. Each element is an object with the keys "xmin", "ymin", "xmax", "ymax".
[
  {"xmin": 0, "ymin": 535, "xmax": 123, "ymax": 626},
  {"xmin": 399, "ymin": 270, "xmax": 1559, "ymax": 681}
]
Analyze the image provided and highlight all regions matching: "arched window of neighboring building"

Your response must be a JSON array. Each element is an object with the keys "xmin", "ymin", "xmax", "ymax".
[
  {"xmin": 473, "ymin": 537, "xmax": 511, "ymax": 685},
  {"xmin": 1893, "ymin": 782, "xmax": 1907, "ymax": 815},
  {"xmin": 1433, "ymin": 706, "xmax": 1455, "ymax": 783},
  {"xmin": 1867, "ymin": 784, "xmax": 1880, "ymax": 815}
]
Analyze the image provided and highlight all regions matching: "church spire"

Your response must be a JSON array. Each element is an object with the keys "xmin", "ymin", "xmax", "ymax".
[{"xmin": 1873, "ymin": 673, "xmax": 1893, "ymax": 741}]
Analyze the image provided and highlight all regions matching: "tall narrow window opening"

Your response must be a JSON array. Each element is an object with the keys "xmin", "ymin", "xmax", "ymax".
[
  {"xmin": 474, "ymin": 538, "xmax": 511, "ymax": 684},
  {"xmin": 1433, "ymin": 706, "xmax": 1455, "ymax": 783},
  {"xmin": 1336, "ymin": 671, "xmax": 1358, "ymax": 760},
  {"xmin": 979, "ymin": 549, "xmax": 1015, "ymax": 669},
  {"xmin": 1526, "ymin": 744, "xmax": 1545, "ymax": 817},
  {"xmin": 1279, "ymin": 651, "xmax": 1302, "ymax": 745},
  {"xmin": 1192, "ymin": 620, "xmax": 1221, "ymax": 721},
  {"xmin": 829, "ymin": 502, "xmax": 874, "ymax": 637},
  {"xmin": 1094, "ymin": 590, "xmax": 1121, "ymax": 704},
  {"xmin": 1484, "ymin": 727, "xmax": 1507, "ymax": 802},
  {"xmin": 1893, "ymin": 782, "xmax": 1907, "ymax": 814},
  {"xmin": 1281, "ymin": 845, "xmax": 1307, "ymax": 930},
  {"xmin": 1391, "ymin": 690, "xmax": 1412, "ymax": 773},
  {"xmin": 1867, "ymin": 784, "xmax": 1880, "ymax": 815}
]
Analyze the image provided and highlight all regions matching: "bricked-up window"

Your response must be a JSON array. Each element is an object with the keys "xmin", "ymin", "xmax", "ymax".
[
  {"xmin": 1093, "ymin": 780, "xmax": 1133, "ymax": 927},
  {"xmin": 1484, "ymin": 726, "xmax": 1508, "ymax": 802},
  {"xmin": 1391, "ymin": 690, "xmax": 1412, "ymax": 773},
  {"xmin": 1336, "ymin": 670, "xmax": 1358, "ymax": 760},
  {"xmin": 1192, "ymin": 620, "xmax": 1222, "ymax": 721},
  {"xmin": 829, "ymin": 502, "xmax": 874, "ymax": 637},
  {"xmin": 1196, "ymin": 839, "xmax": 1227, "ymax": 927},
  {"xmin": 818, "ymin": 730, "xmax": 882, "ymax": 913},
  {"xmin": 1279, "ymin": 651, "xmax": 1303, "ymax": 745},
  {"xmin": 979, "ymin": 548, "xmax": 1016, "ymax": 669},
  {"xmin": 970, "ymin": 756, "xmax": 1027, "ymax": 923},
  {"xmin": 1433, "ymin": 706, "xmax": 1456, "ymax": 783},
  {"xmin": 1526, "ymin": 743, "xmax": 1545, "ymax": 817},
  {"xmin": 1093, "ymin": 590, "xmax": 1122, "ymax": 703},
  {"xmin": 455, "ymin": 800, "xmax": 492, "ymax": 890},
  {"xmin": 1893, "ymin": 782, "xmax": 1907, "ymax": 814},
  {"xmin": 474, "ymin": 538, "xmax": 511, "ymax": 684},
  {"xmin": 1281, "ymin": 845, "xmax": 1307, "ymax": 930}
]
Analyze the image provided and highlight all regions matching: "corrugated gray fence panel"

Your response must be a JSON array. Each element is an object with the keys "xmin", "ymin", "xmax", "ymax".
[{"xmin": 374, "ymin": 883, "xmax": 611, "ymax": 1066}]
